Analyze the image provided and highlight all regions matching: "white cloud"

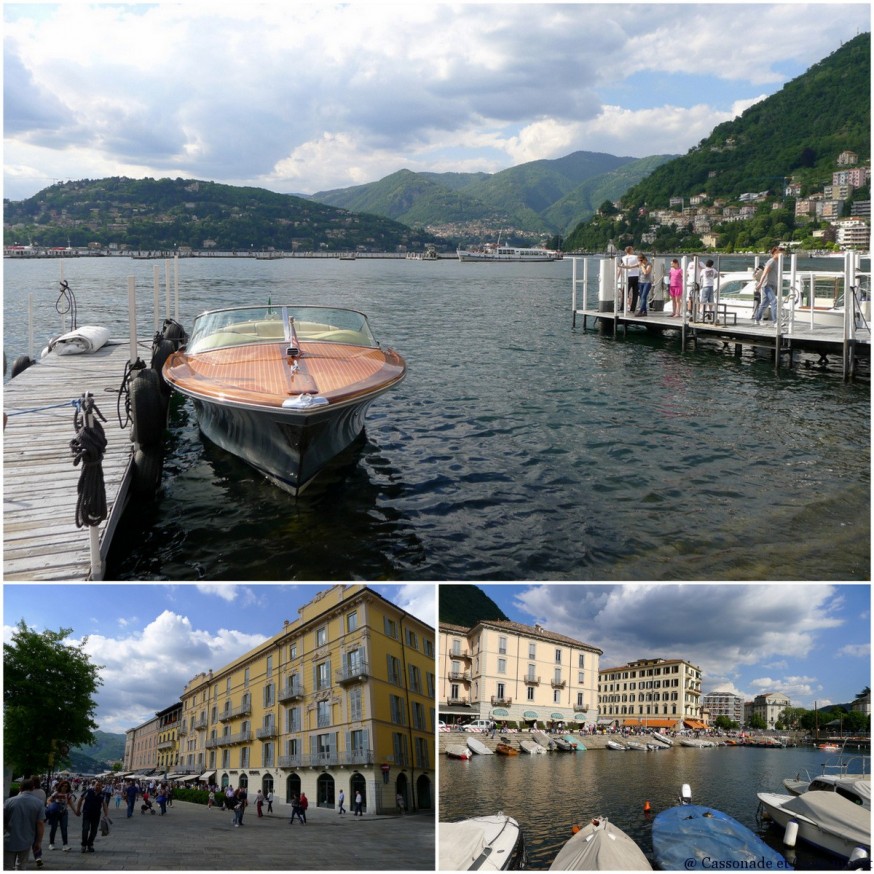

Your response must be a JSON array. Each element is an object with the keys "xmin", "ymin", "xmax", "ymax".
[{"xmin": 839, "ymin": 643, "xmax": 871, "ymax": 658}]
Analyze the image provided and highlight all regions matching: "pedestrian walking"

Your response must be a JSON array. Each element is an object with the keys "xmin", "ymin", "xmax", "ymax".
[
  {"xmin": 255, "ymin": 790, "xmax": 264, "ymax": 818},
  {"xmin": 353, "ymin": 790, "xmax": 364, "ymax": 816},
  {"xmin": 298, "ymin": 792, "xmax": 308, "ymax": 824},
  {"xmin": 233, "ymin": 787, "xmax": 247, "ymax": 827},
  {"xmin": 45, "ymin": 780, "xmax": 75, "ymax": 852},
  {"xmin": 75, "ymin": 781, "xmax": 108, "ymax": 854},
  {"xmin": 337, "ymin": 789, "xmax": 346, "ymax": 814},
  {"xmin": 4, "ymin": 779, "xmax": 46, "ymax": 871},
  {"xmin": 266, "ymin": 791, "xmax": 274, "ymax": 814},
  {"xmin": 396, "ymin": 793, "xmax": 406, "ymax": 815},
  {"xmin": 156, "ymin": 789, "xmax": 167, "ymax": 815},
  {"xmin": 124, "ymin": 781, "xmax": 138, "ymax": 818},
  {"xmin": 207, "ymin": 789, "xmax": 215, "ymax": 810},
  {"xmin": 288, "ymin": 794, "xmax": 300, "ymax": 824}
]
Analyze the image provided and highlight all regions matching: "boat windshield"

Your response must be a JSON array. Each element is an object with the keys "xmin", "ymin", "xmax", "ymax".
[{"xmin": 187, "ymin": 306, "xmax": 378, "ymax": 353}]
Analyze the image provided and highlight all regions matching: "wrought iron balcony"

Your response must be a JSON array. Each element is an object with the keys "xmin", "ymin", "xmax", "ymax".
[
  {"xmin": 451, "ymin": 649, "xmax": 471, "ymax": 660},
  {"xmin": 551, "ymin": 679, "xmax": 566, "ymax": 689},
  {"xmin": 338, "ymin": 748, "xmax": 374, "ymax": 766},
  {"xmin": 176, "ymin": 725, "xmax": 188, "ymax": 736},
  {"xmin": 256, "ymin": 725, "xmax": 279, "ymax": 739},
  {"xmin": 447, "ymin": 696, "xmax": 469, "ymax": 706},
  {"xmin": 335, "ymin": 661, "xmax": 370, "ymax": 684},
  {"xmin": 157, "ymin": 740, "xmax": 173, "ymax": 751},
  {"xmin": 491, "ymin": 695, "xmax": 512, "ymax": 706},
  {"xmin": 524, "ymin": 675, "xmax": 541, "ymax": 685},
  {"xmin": 448, "ymin": 671, "xmax": 470, "ymax": 682},
  {"xmin": 217, "ymin": 702, "xmax": 251, "ymax": 722},
  {"xmin": 278, "ymin": 754, "xmax": 303, "ymax": 768},
  {"xmin": 192, "ymin": 718, "xmax": 208, "ymax": 731},
  {"xmin": 278, "ymin": 681, "xmax": 305, "ymax": 702}
]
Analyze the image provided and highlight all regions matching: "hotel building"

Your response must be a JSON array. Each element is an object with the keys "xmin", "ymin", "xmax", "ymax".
[
  {"xmin": 173, "ymin": 584, "xmax": 435, "ymax": 814},
  {"xmin": 702, "ymin": 690, "xmax": 744, "ymax": 726},
  {"xmin": 598, "ymin": 657, "xmax": 704, "ymax": 730},
  {"xmin": 745, "ymin": 692, "xmax": 791, "ymax": 729},
  {"xmin": 439, "ymin": 620, "xmax": 602, "ymax": 727}
]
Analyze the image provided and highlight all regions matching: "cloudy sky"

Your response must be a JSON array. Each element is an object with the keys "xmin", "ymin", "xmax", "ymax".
[
  {"xmin": 471, "ymin": 584, "xmax": 870, "ymax": 709},
  {"xmin": 4, "ymin": 3, "xmax": 870, "ymax": 203},
  {"xmin": 2, "ymin": 583, "xmax": 436, "ymax": 733}
]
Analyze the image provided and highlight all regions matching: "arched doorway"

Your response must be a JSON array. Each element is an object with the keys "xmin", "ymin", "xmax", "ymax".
[
  {"xmin": 220, "ymin": 773, "xmax": 230, "ymax": 789},
  {"xmin": 316, "ymin": 773, "xmax": 335, "ymax": 808},
  {"xmin": 238, "ymin": 773, "xmax": 248, "ymax": 789},
  {"xmin": 350, "ymin": 772, "xmax": 367, "ymax": 813},
  {"xmin": 416, "ymin": 774, "xmax": 432, "ymax": 810},
  {"xmin": 262, "ymin": 774, "xmax": 274, "ymax": 796},
  {"xmin": 395, "ymin": 772, "xmax": 409, "ymax": 812},
  {"xmin": 286, "ymin": 773, "xmax": 301, "ymax": 804}
]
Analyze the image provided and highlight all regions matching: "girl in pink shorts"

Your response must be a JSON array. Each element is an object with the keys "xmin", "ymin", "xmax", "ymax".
[{"xmin": 669, "ymin": 258, "xmax": 683, "ymax": 317}]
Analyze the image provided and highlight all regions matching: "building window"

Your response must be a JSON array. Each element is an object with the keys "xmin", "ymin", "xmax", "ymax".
[
  {"xmin": 405, "ymin": 628, "xmax": 418, "ymax": 650},
  {"xmin": 554, "ymin": 689, "xmax": 561, "ymax": 703},
  {"xmin": 577, "ymin": 692, "xmax": 584, "ymax": 707},
  {"xmin": 317, "ymin": 626, "xmax": 327, "ymax": 647},
  {"xmin": 263, "ymin": 683, "xmax": 275, "ymax": 706},
  {"xmin": 392, "ymin": 732, "xmax": 409, "ymax": 766},
  {"xmin": 266, "ymin": 656, "xmax": 273, "ymax": 679},
  {"xmin": 221, "ymin": 749, "xmax": 230, "ymax": 768},
  {"xmin": 240, "ymin": 747, "xmax": 249, "ymax": 768},
  {"xmin": 555, "ymin": 649, "xmax": 562, "ymax": 664},
  {"xmin": 389, "ymin": 695, "xmax": 407, "ymax": 726},
  {"xmin": 408, "ymin": 663, "xmax": 421, "ymax": 692},
  {"xmin": 387, "ymin": 655, "xmax": 402, "ymax": 686},
  {"xmin": 451, "ymin": 639, "xmax": 462, "ymax": 656},
  {"xmin": 289, "ymin": 643, "xmax": 297, "ymax": 660},
  {"xmin": 498, "ymin": 636, "xmax": 507, "ymax": 654},
  {"xmin": 384, "ymin": 617, "xmax": 398, "ymax": 639},
  {"xmin": 349, "ymin": 687, "xmax": 363, "ymax": 721},
  {"xmin": 497, "ymin": 682, "xmax": 505, "ymax": 699},
  {"xmin": 286, "ymin": 707, "xmax": 300, "ymax": 733},
  {"xmin": 412, "ymin": 701, "xmax": 426, "ymax": 730},
  {"xmin": 451, "ymin": 683, "xmax": 459, "ymax": 699},
  {"xmin": 316, "ymin": 662, "xmax": 330, "ymax": 690},
  {"xmin": 425, "ymin": 639, "xmax": 434, "ymax": 657},
  {"xmin": 527, "ymin": 687, "xmax": 534, "ymax": 701},
  {"xmin": 415, "ymin": 736, "xmax": 429, "ymax": 769},
  {"xmin": 244, "ymin": 667, "xmax": 250, "ymax": 688},
  {"xmin": 347, "ymin": 611, "xmax": 358, "ymax": 633},
  {"xmin": 263, "ymin": 742, "xmax": 274, "ymax": 768},
  {"xmin": 578, "ymin": 654, "xmax": 585, "ymax": 668},
  {"xmin": 578, "ymin": 671, "xmax": 585, "ymax": 684},
  {"xmin": 317, "ymin": 700, "xmax": 331, "ymax": 728},
  {"xmin": 497, "ymin": 658, "xmax": 506, "ymax": 674},
  {"xmin": 528, "ymin": 643, "xmax": 536, "ymax": 659}
]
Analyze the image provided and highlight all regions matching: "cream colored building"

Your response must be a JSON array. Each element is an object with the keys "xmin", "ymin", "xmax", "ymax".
[
  {"xmin": 124, "ymin": 714, "xmax": 161, "ymax": 773},
  {"xmin": 702, "ymin": 690, "xmax": 744, "ymax": 726},
  {"xmin": 745, "ymin": 692, "xmax": 791, "ymax": 728},
  {"xmin": 174, "ymin": 584, "xmax": 435, "ymax": 814},
  {"xmin": 598, "ymin": 657, "xmax": 704, "ymax": 730},
  {"xmin": 440, "ymin": 620, "xmax": 602, "ymax": 727}
]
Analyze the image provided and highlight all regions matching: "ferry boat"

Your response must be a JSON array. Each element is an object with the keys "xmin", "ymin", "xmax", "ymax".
[{"xmin": 457, "ymin": 236, "xmax": 561, "ymax": 262}]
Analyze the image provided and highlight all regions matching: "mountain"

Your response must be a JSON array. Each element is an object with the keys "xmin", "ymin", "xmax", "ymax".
[
  {"xmin": 2, "ymin": 176, "xmax": 446, "ymax": 253},
  {"xmin": 439, "ymin": 585, "xmax": 508, "ymax": 628},
  {"xmin": 310, "ymin": 151, "xmax": 677, "ymax": 241},
  {"xmin": 67, "ymin": 731, "xmax": 126, "ymax": 773},
  {"xmin": 564, "ymin": 32, "xmax": 871, "ymax": 251}
]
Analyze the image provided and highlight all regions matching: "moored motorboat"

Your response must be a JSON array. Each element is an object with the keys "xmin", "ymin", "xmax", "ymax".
[
  {"xmin": 625, "ymin": 741, "xmax": 648, "ymax": 751},
  {"xmin": 519, "ymin": 740, "xmax": 547, "ymax": 755},
  {"xmin": 495, "ymin": 743, "xmax": 519, "ymax": 756},
  {"xmin": 553, "ymin": 737, "xmax": 576, "ymax": 752},
  {"xmin": 549, "ymin": 816, "xmax": 652, "ymax": 870},
  {"xmin": 782, "ymin": 774, "xmax": 870, "ymax": 808},
  {"xmin": 440, "ymin": 813, "xmax": 526, "ymax": 870},
  {"xmin": 446, "ymin": 744, "xmax": 473, "ymax": 760},
  {"xmin": 532, "ymin": 730, "xmax": 555, "ymax": 751},
  {"xmin": 757, "ymin": 789, "xmax": 871, "ymax": 861},
  {"xmin": 561, "ymin": 734, "xmax": 585, "ymax": 751},
  {"xmin": 653, "ymin": 785, "xmax": 790, "ymax": 870},
  {"xmin": 467, "ymin": 737, "xmax": 494, "ymax": 755},
  {"xmin": 606, "ymin": 740, "xmax": 626, "ymax": 751},
  {"xmin": 164, "ymin": 305, "xmax": 406, "ymax": 495},
  {"xmin": 652, "ymin": 731, "xmax": 674, "ymax": 746}
]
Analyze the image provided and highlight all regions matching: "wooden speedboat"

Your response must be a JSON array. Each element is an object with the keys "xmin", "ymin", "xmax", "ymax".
[
  {"xmin": 164, "ymin": 305, "xmax": 406, "ymax": 495},
  {"xmin": 495, "ymin": 743, "xmax": 519, "ymax": 756},
  {"xmin": 550, "ymin": 816, "xmax": 651, "ymax": 870}
]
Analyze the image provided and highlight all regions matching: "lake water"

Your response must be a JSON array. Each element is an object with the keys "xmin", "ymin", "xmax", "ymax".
[
  {"xmin": 3, "ymin": 256, "xmax": 870, "ymax": 581},
  {"xmin": 438, "ymin": 744, "xmax": 859, "ymax": 869}
]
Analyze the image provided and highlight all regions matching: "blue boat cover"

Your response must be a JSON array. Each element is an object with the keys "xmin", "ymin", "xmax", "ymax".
[{"xmin": 652, "ymin": 805, "xmax": 791, "ymax": 871}]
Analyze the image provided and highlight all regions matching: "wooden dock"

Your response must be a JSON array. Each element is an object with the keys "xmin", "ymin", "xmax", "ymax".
[
  {"xmin": 572, "ymin": 306, "xmax": 870, "ymax": 379},
  {"xmin": 4, "ymin": 342, "xmax": 138, "ymax": 580}
]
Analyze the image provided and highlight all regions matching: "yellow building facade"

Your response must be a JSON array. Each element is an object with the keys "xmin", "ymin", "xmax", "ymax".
[{"xmin": 177, "ymin": 584, "xmax": 435, "ymax": 814}]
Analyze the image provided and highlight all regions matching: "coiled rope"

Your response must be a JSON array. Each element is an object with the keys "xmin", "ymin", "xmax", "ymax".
[
  {"xmin": 70, "ymin": 394, "xmax": 108, "ymax": 528},
  {"xmin": 55, "ymin": 279, "xmax": 78, "ymax": 331}
]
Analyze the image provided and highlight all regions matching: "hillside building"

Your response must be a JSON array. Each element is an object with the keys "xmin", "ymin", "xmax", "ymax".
[
  {"xmin": 598, "ymin": 657, "xmax": 704, "ymax": 730},
  {"xmin": 439, "ymin": 620, "xmax": 602, "ymax": 727},
  {"xmin": 174, "ymin": 584, "xmax": 434, "ymax": 814}
]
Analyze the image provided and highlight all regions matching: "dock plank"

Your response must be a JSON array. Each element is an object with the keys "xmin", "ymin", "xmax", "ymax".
[{"xmin": 3, "ymin": 342, "xmax": 142, "ymax": 580}]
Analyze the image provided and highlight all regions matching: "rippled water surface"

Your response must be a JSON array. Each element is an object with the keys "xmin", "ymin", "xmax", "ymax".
[
  {"xmin": 4, "ymin": 257, "xmax": 869, "ymax": 580},
  {"xmin": 438, "ymin": 744, "xmax": 853, "ymax": 869}
]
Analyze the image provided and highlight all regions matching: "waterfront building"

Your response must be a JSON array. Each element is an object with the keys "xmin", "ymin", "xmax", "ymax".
[
  {"xmin": 439, "ymin": 620, "xmax": 602, "ymax": 727},
  {"xmin": 702, "ymin": 690, "xmax": 744, "ymax": 726},
  {"xmin": 852, "ymin": 692, "xmax": 870, "ymax": 716},
  {"xmin": 124, "ymin": 714, "xmax": 161, "ymax": 774},
  {"xmin": 155, "ymin": 702, "xmax": 182, "ymax": 774},
  {"xmin": 175, "ymin": 584, "xmax": 434, "ymax": 814},
  {"xmin": 745, "ymin": 692, "xmax": 791, "ymax": 729},
  {"xmin": 598, "ymin": 657, "xmax": 704, "ymax": 730}
]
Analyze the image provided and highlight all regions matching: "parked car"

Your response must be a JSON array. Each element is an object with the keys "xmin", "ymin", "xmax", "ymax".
[{"xmin": 462, "ymin": 719, "xmax": 494, "ymax": 732}]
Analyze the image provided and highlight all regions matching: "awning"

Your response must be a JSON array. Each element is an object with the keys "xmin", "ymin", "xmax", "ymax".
[
  {"xmin": 176, "ymin": 775, "xmax": 200, "ymax": 782},
  {"xmin": 199, "ymin": 770, "xmax": 216, "ymax": 781},
  {"xmin": 522, "ymin": 711, "xmax": 539, "ymax": 720},
  {"xmin": 683, "ymin": 719, "xmax": 708, "ymax": 730},
  {"xmin": 622, "ymin": 718, "xmax": 679, "ymax": 729}
]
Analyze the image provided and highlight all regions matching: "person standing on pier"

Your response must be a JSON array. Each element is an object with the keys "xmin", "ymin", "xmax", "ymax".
[
  {"xmin": 618, "ymin": 246, "xmax": 640, "ymax": 313},
  {"xmin": 699, "ymin": 259, "xmax": 717, "ymax": 322},
  {"xmin": 669, "ymin": 259, "xmax": 683, "ymax": 317},
  {"xmin": 754, "ymin": 246, "xmax": 783, "ymax": 325},
  {"xmin": 636, "ymin": 255, "xmax": 653, "ymax": 316}
]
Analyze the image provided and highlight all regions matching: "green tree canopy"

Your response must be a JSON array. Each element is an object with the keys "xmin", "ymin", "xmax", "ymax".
[{"xmin": 4, "ymin": 622, "xmax": 103, "ymax": 776}]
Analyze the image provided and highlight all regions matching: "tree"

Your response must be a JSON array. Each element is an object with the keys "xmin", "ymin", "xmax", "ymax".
[
  {"xmin": 3, "ymin": 622, "xmax": 103, "ymax": 776},
  {"xmin": 747, "ymin": 713, "xmax": 767, "ymax": 730},
  {"xmin": 714, "ymin": 715, "xmax": 739, "ymax": 731}
]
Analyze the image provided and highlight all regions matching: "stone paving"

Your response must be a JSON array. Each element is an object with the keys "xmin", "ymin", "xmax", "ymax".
[{"xmin": 32, "ymin": 800, "xmax": 435, "ymax": 870}]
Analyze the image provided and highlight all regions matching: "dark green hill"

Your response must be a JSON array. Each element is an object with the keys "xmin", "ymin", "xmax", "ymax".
[
  {"xmin": 3, "ymin": 176, "xmax": 445, "ymax": 252},
  {"xmin": 627, "ymin": 32, "xmax": 869, "ymax": 208},
  {"xmin": 439, "ymin": 585, "xmax": 509, "ymax": 627},
  {"xmin": 67, "ymin": 730, "xmax": 126, "ymax": 773}
]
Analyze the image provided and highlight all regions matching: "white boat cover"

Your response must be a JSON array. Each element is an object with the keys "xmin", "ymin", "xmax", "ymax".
[
  {"xmin": 531, "ymin": 730, "xmax": 553, "ymax": 749},
  {"xmin": 467, "ymin": 737, "xmax": 494, "ymax": 755},
  {"xmin": 550, "ymin": 818, "xmax": 652, "ymax": 870},
  {"xmin": 519, "ymin": 740, "xmax": 545, "ymax": 754},
  {"xmin": 440, "ymin": 815, "xmax": 521, "ymax": 871},
  {"xmin": 445, "ymin": 744, "xmax": 471, "ymax": 759},
  {"xmin": 781, "ymin": 791, "xmax": 871, "ymax": 848},
  {"xmin": 49, "ymin": 325, "xmax": 111, "ymax": 355}
]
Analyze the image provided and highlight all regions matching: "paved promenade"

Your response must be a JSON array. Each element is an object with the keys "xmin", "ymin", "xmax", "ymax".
[{"xmin": 34, "ymin": 801, "xmax": 434, "ymax": 870}]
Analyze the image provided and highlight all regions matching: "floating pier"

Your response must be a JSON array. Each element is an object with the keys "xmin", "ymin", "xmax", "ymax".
[
  {"xmin": 3, "ymin": 342, "xmax": 140, "ymax": 580},
  {"xmin": 570, "ymin": 255, "xmax": 870, "ymax": 381}
]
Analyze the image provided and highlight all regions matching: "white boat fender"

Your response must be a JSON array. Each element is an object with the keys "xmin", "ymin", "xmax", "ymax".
[
  {"xmin": 679, "ymin": 784, "xmax": 692, "ymax": 805},
  {"xmin": 848, "ymin": 847, "xmax": 869, "ymax": 870},
  {"xmin": 783, "ymin": 819, "xmax": 799, "ymax": 847}
]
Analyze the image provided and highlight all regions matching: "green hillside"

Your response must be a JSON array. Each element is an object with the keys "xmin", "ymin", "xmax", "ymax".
[
  {"xmin": 3, "ymin": 176, "xmax": 445, "ymax": 253},
  {"xmin": 67, "ymin": 730, "xmax": 126, "ymax": 773},
  {"xmin": 439, "ymin": 585, "xmax": 509, "ymax": 627}
]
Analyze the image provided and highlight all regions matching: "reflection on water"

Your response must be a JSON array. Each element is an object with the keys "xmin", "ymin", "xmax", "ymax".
[
  {"xmin": 438, "ymin": 746, "xmax": 847, "ymax": 870},
  {"xmin": 3, "ymin": 257, "xmax": 869, "ymax": 580}
]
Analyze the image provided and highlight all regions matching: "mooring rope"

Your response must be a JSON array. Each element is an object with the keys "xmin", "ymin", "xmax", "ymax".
[
  {"xmin": 6, "ymin": 399, "xmax": 80, "ymax": 417},
  {"xmin": 70, "ymin": 394, "xmax": 108, "ymax": 528}
]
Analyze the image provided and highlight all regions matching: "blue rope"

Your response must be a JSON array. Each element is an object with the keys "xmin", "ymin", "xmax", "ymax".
[{"xmin": 6, "ymin": 399, "xmax": 80, "ymax": 416}]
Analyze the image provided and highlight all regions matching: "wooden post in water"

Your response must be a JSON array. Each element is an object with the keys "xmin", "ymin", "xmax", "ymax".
[
  {"xmin": 153, "ymin": 264, "xmax": 161, "ymax": 332},
  {"xmin": 128, "ymin": 277, "xmax": 138, "ymax": 364}
]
